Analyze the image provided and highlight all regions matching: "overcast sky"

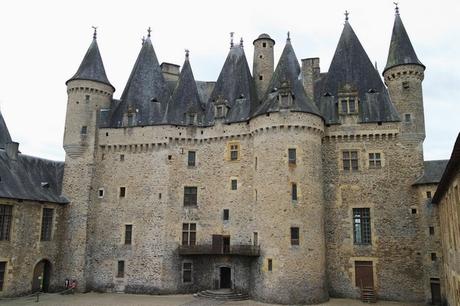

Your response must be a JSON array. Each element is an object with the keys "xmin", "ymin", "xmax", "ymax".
[{"xmin": 0, "ymin": 0, "xmax": 459, "ymax": 161}]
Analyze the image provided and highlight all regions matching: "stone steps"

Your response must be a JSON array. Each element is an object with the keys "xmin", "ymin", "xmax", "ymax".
[
  {"xmin": 194, "ymin": 289, "xmax": 250, "ymax": 301},
  {"xmin": 361, "ymin": 287, "xmax": 377, "ymax": 303}
]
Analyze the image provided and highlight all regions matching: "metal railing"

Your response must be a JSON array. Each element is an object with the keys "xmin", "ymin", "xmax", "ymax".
[{"xmin": 178, "ymin": 244, "xmax": 260, "ymax": 256}]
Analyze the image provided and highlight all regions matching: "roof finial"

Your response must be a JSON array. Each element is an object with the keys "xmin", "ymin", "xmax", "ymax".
[
  {"xmin": 142, "ymin": 36, "xmax": 145, "ymax": 45},
  {"xmin": 344, "ymin": 10, "xmax": 350, "ymax": 22},
  {"xmin": 147, "ymin": 27, "xmax": 152, "ymax": 38},
  {"xmin": 92, "ymin": 26, "xmax": 98, "ymax": 40},
  {"xmin": 230, "ymin": 32, "xmax": 234, "ymax": 48},
  {"xmin": 287, "ymin": 31, "xmax": 291, "ymax": 42},
  {"xmin": 185, "ymin": 49, "xmax": 190, "ymax": 59},
  {"xmin": 393, "ymin": 2, "xmax": 400, "ymax": 15},
  {"xmin": 375, "ymin": 61, "xmax": 378, "ymax": 71},
  {"xmin": 240, "ymin": 37, "xmax": 244, "ymax": 47}
]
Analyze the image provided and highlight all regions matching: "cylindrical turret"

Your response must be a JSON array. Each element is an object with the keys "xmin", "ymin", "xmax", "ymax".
[
  {"xmin": 250, "ymin": 112, "xmax": 327, "ymax": 304},
  {"xmin": 253, "ymin": 34, "xmax": 275, "ymax": 98}
]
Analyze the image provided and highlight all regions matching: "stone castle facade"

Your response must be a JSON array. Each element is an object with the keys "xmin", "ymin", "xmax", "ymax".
[{"xmin": 0, "ymin": 7, "xmax": 451, "ymax": 305}]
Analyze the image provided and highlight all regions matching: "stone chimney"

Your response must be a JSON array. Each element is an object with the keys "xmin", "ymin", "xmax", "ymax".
[
  {"xmin": 301, "ymin": 57, "xmax": 320, "ymax": 101},
  {"xmin": 5, "ymin": 142, "xmax": 19, "ymax": 160},
  {"xmin": 160, "ymin": 62, "xmax": 180, "ymax": 82}
]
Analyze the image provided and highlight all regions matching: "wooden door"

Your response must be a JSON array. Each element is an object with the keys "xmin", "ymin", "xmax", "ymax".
[
  {"xmin": 355, "ymin": 261, "xmax": 374, "ymax": 288},
  {"xmin": 430, "ymin": 278, "xmax": 441, "ymax": 305}
]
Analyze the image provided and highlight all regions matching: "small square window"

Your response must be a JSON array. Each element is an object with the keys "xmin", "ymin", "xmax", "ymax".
[
  {"xmin": 120, "ymin": 154, "xmax": 125, "ymax": 161},
  {"xmin": 188, "ymin": 151, "xmax": 196, "ymax": 167},
  {"xmin": 267, "ymin": 259, "xmax": 273, "ymax": 271},
  {"xmin": 429, "ymin": 226, "xmax": 435, "ymax": 236},
  {"xmin": 368, "ymin": 153, "xmax": 382, "ymax": 169},
  {"xmin": 85, "ymin": 95, "xmax": 90, "ymax": 102},
  {"xmin": 98, "ymin": 188, "xmax": 104, "ymax": 198},
  {"xmin": 119, "ymin": 187, "xmax": 126, "ymax": 198},
  {"xmin": 262, "ymin": 42, "xmax": 267, "ymax": 48},
  {"xmin": 426, "ymin": 191, "xmax": 432, "ymax": 199},
  {"xmin": 402, "ymin": 81, "xmax": 410, "ymax": 89},
  {"xmin": 411, "ymin": 208, "xmax": 417, "ymax": 214},
  {"xmin": 168, "ymin": 155, "xmax": 172, "ymax": 160},
  {"xmin": 117, "ymin": 260, "xmax": 125, "ymax": 278},
  {"xmin": 259, "ymin": 75, "xmax": 263, "ymax": 80},
  {"xmin": 404, "ymin": 113, "xmax": 412, "ymax": 122},
  {"xmin": 81, "ymin": 126, "xmax": 87, "ymax": 135},
  {"xmin": 288, "ymin": 148, "xmax": 296, "ymax": 165},
  {"xmin": 431, "ymin": 252, "xmax": 437, "ymax": 261},
  {"xmin": 223, "ymin": 209, "xmax": 229, "ymax": 221},
  {"xmin": 231, "ymin": 179, "xmax": 238, "ymax": 190},
  {"xmin": 290, "ymin": 227, "xmax": 299, "ymax": 246}
]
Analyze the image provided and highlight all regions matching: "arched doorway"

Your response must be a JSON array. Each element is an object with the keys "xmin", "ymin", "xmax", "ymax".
[{"xmin": 32, "ymin": 259, "xmax": 51, "ymax": 292}]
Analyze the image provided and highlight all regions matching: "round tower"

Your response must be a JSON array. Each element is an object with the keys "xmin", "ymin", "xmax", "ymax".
[
  {"xmin": 253, "ymin": 34, "xmax": 275, "ymax": 98},
  {"xmin": 383, "ymin": 10, "xmax": 425, "ymax": 142},
  {"xmin": 59, "ymin": 30, "xmax": 114, "ymax": 291}
]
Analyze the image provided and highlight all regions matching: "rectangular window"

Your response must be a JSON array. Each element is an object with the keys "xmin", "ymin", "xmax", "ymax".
[
  {"xmin": 85, "ymin": 94, "xmax": 90, "ymax": 102},
  {"xmin": 183, "ymin": 262, "xmax": 192, "ymax": 283},
  {"xmin": 120, "ymin": 154, "xmax": 125, "ymax": 161},
  {"xmin": 341, "ymin": 99, "xmax": 348, "ymax": 113},
  {"xmin": 404, "ymin": 113, "xmax": 411, "ymax": 122},
  {"xmin": 368, "ymin": 153, "xmax": 381, "ymax": 169},
  {"xmin": 339, "ymin": 97, "xmax": 358, "ymax": 114},
  {"xmin": 223, "ymin": 209, "xmax": 229, "ymax": 221},
  {"xmin": 124, "ymin": 225, "xmax": 132, "ymax": 245},
  {"xmin": 431, "ymin": 252, "xmax": 437, "ymax": 261},
  {"xmin": 0, "ymin": 205, "xmax": 12, "ymax": 241},
  {"xmin": 253, "ymin": 232, "xmax": 258, "ymax": 246},
  {"xmin": 0, "ymin": 262, "xmax": 5, "ymax": 291},
  {"xmin": 291, "ymin": 183, "xmax": 298, "ymax": 201},
  {"xmin": 188, "ymin": 151, "xmax": 196, "ymax": 167},
  {"xmin": 40, "ymin": 208, "xmax": 54, "ymax": 241},
  {"xmin": 230, "ymin": 144, "xmax": 239, "ymax": 161},
  {"xmin": 426, "ymin": 191, "xmax": 432, "ymax": 199},
  {"xmin": 353, "ymin": 208, "xmax": 371, "ymax": 245},
  {"xmin": 343, "ymin": 151, "xmax": 359, "ymax": 171},
  {"xmin": 183, "ymin": 187, "xmax": 197, "ymax": 206},
  {"xmin": 231, "ymin": 179, "xmax": 238, "ymax": 190},
  {"xmin": 402, "ymin": 81, "xmax": 410, "ymax": 89},
  {"xmin": 429, "ymin": 226, "xmax": 435, "ymax": 236},
  {"xmin": 288, "ymin": 148, "xmax": 296, "ymax": 165},
  {"xmin": 348, "ymin": 98, "xmax": 356, "ymax": 113},
  {"xmin": 267, "ymin": 259, "xmax": 273, "ymax": 271},
  {"xmin": 98, "ymin": 188, "xmax": 104, "ymax": 198},
  {"xmin": 119, "ymin": 187, "xmax": 126, "ymax": 198},
  {"xmin": 80, "ymin": 126, "xmax": 87, "ymax": 135},
  {"xmin": 182, "ymin": 223, "xmax": 196, "ymax": 246},
  {"xmin": 290, "ymin": 227, "xmax": 299, "ymax": 246},
  {"xmin": 117, "ymin": 260, "xmax": 125, "ymax": 278}
]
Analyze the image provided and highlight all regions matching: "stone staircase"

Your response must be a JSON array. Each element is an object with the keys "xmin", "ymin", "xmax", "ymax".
[
  {"xmin": 360, "ymin": 287, "xmax": 377, "ymax": 303},
  {"xmin": 194, "ymin": 289, "xmax": 250, "ymax": 301}
]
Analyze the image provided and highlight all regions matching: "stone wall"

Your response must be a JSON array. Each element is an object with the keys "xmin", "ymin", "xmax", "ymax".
[{"xmin": 0, "ymin": 199, "xmax": 63, "ymax": 296}]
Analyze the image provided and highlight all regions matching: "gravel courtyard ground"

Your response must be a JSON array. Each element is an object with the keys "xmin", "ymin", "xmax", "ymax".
[{"xmin": 0, "ymin": 292, "xmax": 425, "ymax": 306}]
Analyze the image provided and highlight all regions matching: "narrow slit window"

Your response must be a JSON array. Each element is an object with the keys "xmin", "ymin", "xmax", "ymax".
[
  {"xmin": 119, "ymin": 187, "xmax": 126, "ymax": 198},
  {"xmin": 188, "ymin": 151, "xmax": 196, "ymax": 167},
  {"xmin": 223, "ymin": 209, "xmax": 229, "ymax": 221},
  {"xmin": 267, "ymin": 259, "xmax": 273, "ymax": 271},
  {"xmin": 124, "ymin": 225, "xmax": 132, "ymax": 245},
  {"xmin": 40, "ymin": 208, "xmax": 54, "ymax": 241},
  {"xmin": 117, "ymin": 260, "xmax": 125, "ymax": 278},
  {"xmin": 291, "ymin": 183, "xmax": 298, "ymax": 201},
  {"xmin": 290, "ymin": 227, "xmax": 299, "ymax": 246},
  {"xmin": 231, "ymin": 179, "xmax": 238, "ymax": 190},
  {"xmin": 0, "ymin": 205, "xmax": 12, "ymax": 241}
]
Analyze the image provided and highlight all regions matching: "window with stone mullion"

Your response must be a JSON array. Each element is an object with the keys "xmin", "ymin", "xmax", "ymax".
[
  {"xmin": 182, "ymin": 223, "xmax": 196, "ymax": 246},
  {"xmin": 0, "ymin": 205, "xmax": 12, "ymax": 241},
  {"xmin": 40, "ymin": 208, "xmax": 54, "ymax": 241},
  {"xmin": 353, "ymin": 208, "xmax": 371, "ymax": 245}
]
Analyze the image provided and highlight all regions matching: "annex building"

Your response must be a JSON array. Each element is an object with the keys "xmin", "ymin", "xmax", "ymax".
[{"xmin": 0, "ymin": 6, "xmax": 454, "ymax": 305}]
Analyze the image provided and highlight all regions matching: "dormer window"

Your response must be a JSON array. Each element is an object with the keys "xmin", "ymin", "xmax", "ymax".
[
  {"xmin": 127, "ymin": 114, "xmax": 134, "ymax": 127},
  {"xmin": 278, "ymin": 80, "xmax": 293, "ymax": 109},
  {"xmin": 213, "ymin": 96, "xmax": 229, "ymax": 119},
  {"xmin": 186, "ymin": 113, "xmax": 197, "ymax": 125},
  {"xmin": 339, "ymin": 96, "xmax": 358, "ymax": 115},
  {"xmin": 216, "ymin": 106, "xmax": 224, "ymax": 118}
]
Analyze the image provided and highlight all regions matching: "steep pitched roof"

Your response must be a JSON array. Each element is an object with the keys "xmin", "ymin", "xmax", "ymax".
[
  {"xmin": 254, "ymin": 39, "xmax": 321, "ymax": 117},
  {"xmin": 110, "ymin": 37, "xmax": 170, "ymax": 127},
  {"xmin": 66, "ymin": 38, "xmax": 113, "ymax": 89},
  {"xmin": 413, "ymin": 160, "xmax": 449, "ymax": 185},
  {"xmin": 432, "ymin": 133, "xmax": 460, "ymax": 204},
  {"xmin": 206, "ymin": 45, "xmax": 258, "ymax": 124},
  {"xmin": 384, "ymin": 14, "xmax": 424, "ymax": 73},
  {"xmin": 0, "ymin": 151, "xmax": 67, "ymax": 204},
  {"xmin": 0, "ymin": 111, "xmax": 12, "ymax": 149},
  {"xmin": 165, "ymin": 56, "xmax": 204, "ymax": 125},
  {"xmin": 317, "ymin": 22, "xmax": 400, "ymax": 124}
]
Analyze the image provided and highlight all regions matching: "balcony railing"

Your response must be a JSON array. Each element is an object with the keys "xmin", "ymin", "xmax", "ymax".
[{"xmin": 178, "ymin": 244, "xmax": 260, "ymax": 257}]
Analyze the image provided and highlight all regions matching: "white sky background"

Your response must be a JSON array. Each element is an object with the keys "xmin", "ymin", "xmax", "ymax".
[{"xmin": 0, "ymin": 0, "xmax": 459, "ymax": 161}]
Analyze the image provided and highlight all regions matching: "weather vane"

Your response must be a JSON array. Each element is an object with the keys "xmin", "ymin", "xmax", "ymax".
[
  {"xmin": 230, "ymin": 32, "xmax": 234, "ymax": 48},
  {"xmin": 287, "ymin": 31, "xmax": 291, "ymax": 41},
  {"xmin": 92, "ymin": 26, "xmax": 98, "ymax": 39},
  {"xmin": 141, "ymin": 36, "xmax": 145, "ymax": 45},
  {"xmin": 185, "ymin": 49, "xmax": 190, "ymax": 58},
  {"xmin": 240, "ymin": 37, "xmax": 244, "ymax": 47},
  {"xmin": 393, "ymin": 2, "xmax": 399, "ymax": 15},
  {"xmin": 344, "ymin": 10, "xmax": 349, "ymax": 22},
  {"xmin": 147, "ymin": 27, "xmax": 152, "ymax": 38}
]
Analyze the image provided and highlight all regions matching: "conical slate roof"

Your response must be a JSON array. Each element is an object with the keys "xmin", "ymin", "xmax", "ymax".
[
  {"xmin": 317, "ymin": 22, "xmax": 400, "ymax": 124},
  {"xmin": 254, "ymin": 39, "xmax": 321, "ymax": 117},
  {"xmin": 110, "ymin": 37, "xmax": 170, "ymax": 126},
  {"xmin": 165, "ymin": 56, "xmax": 204, "ymax": 125},
  {"xmin": 66, "ymin": 38, "xmax": 113, "ymax": 89},
  {"xmin": 206, "ymin": 44, "xmax": 258, "ymax": 124},
  {"xmin": 0, "ymin": 111, "xmax": 12, "ymax": 149},
  {"xmin": 384, "ymin": 14, "xmax": 424, "ymax": 73}
]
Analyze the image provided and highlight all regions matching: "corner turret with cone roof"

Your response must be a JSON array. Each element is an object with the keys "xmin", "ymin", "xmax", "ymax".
[
  {"xmin": 64, "ymin": 26, "xmax": 115, "ymax": 158},
  {"xmin": 383, "ymin": 4, "xmax": 426, "ymax": 141}
]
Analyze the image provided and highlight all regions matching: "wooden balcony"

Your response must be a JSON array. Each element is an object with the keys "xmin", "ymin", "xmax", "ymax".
[{"xmin": 178, "ymin": 244, "xmax": 260, "ymax": 257}]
